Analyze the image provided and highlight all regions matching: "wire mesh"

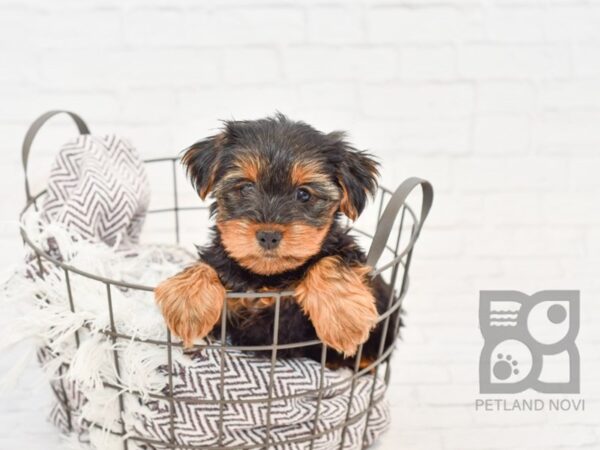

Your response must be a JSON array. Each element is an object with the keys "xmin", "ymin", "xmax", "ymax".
[{"xmin": 20, "ymin": 156, "xmax": 423, "ymax": 450}]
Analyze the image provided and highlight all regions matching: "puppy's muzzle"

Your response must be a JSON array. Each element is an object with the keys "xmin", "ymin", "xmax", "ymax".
[{"xmin": 256, "ymin": 230, "xmax": 282, "ymax": 250}]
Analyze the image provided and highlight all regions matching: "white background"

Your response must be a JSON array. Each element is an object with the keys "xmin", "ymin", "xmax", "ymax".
[{"xmin": 1, "ymin": 0, "xmax": 600, "ymax": 449}]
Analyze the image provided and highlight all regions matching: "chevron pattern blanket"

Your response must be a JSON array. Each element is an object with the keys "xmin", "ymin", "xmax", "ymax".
[
  {"xmin": 34, "ymin": 240, "xmax": 391, "ymax": 449},
  {"xmin": 11, "ymin": 132, "xmax": 390, "ymax": 449},
  {"xmin": 133, "ymin": 348, "xmax": 390, "ymax": 449},
  {"xmin": 42, "ymin": 134, "xmax": 150, "ymax": 246}
]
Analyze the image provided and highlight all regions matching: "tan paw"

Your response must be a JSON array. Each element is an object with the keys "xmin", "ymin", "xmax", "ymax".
[
  {"xmin": 155, "ymin": 262, "xmax": 226, "ymax": 347},
  {"xmin": 295, "ymin": 256, "xmax": 378, "ymax": 357}
]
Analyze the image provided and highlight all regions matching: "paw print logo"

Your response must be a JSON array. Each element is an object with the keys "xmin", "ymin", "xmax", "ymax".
[
  {"xmin": 485, "ymin": 338, "xmax": 531, "ymax": 386},
  {"xmin": 479, "ymin": 291, "xmax": 579, "ymax": 394},
  {"xmin": 493, "ymin": 353, "xmax": 519, "ymax": 380}
]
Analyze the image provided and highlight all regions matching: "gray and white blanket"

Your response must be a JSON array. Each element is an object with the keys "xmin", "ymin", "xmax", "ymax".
[{"xmin": 42, "ymin": 133, "xmax": 150, "ymax": 247}]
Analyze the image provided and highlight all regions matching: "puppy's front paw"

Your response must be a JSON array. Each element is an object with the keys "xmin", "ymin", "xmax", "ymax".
[
  {"xmin": 295, "ymin": 256, "xmax": 378, "ymax": 357},
  {"xmin": 155, "ymin": 262, "xmax": 226, "ymax": 347}
]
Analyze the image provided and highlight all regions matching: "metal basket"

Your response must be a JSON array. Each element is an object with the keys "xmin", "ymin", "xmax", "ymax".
[{"xmin": 18, "ymin": 111, "xmax": 433, "ymax": 450}]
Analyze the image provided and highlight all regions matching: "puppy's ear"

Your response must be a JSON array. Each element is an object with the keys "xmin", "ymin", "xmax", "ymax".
[
  {"xmin": 331, "ymin": 133, "xmax": 379, "ymax": 221},
  {"xmin": 181, "ymin": 133, "xmax": 226, "ymax": 200}
]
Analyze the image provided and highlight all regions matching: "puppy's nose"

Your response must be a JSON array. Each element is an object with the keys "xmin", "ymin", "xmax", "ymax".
[{"xmin": 256, "ymin": 230, "xmax": 282, "ymax": 250}]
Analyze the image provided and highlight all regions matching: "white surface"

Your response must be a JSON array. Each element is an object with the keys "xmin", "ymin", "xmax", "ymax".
[{"xmin": 1, "ymin": 0, "xmax": 600, "ymax": 449}]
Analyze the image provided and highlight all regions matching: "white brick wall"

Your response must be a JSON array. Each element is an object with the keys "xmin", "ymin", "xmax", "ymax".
[{"xmin": 1, "ymin": 1, "xmax": 599, "ymax": 449}]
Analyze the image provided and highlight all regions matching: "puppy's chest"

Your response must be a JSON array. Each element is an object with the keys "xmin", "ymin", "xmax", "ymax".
[
  {"xmin": 218, "ymin": 264, "xmax": 303, "ymax": 294},
  {"xmin": 225, "ymin": 288, "xmax": 298, "ymax": 328},
  {"xmin": 215, "ymin": 262, "xmax": 306, "ymax": 325}
]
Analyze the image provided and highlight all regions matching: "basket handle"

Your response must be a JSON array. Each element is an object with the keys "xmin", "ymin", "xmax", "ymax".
[
  {"xmin": 22, "ymin": 110, "xmax": 90, "ymax": 201},
  {"xmin": 366, "ymin": 177, "xmax": 433, "ymax": 271}
]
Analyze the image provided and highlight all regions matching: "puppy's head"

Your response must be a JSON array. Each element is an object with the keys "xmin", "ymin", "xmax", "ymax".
[{"xmin": 182, "ymin": 114, "xmax": 378, "ymax": 275}]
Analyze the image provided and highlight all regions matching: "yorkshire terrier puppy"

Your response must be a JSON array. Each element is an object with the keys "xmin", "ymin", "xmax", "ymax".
[{"xmin": 155, "ymin": 114, "xmax": 398, "ymax": 369}]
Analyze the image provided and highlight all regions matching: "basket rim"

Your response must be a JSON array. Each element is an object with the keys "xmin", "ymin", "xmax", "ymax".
[{"xmin": 20, "ymin": 160, "xmax": 417, "ymax": 294}]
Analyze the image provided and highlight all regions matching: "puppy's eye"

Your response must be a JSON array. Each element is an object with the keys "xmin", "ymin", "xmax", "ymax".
[
  {"xmin": 295, "ymin": 187, "xmax": 311, "ymax": 202},
  {"xmin": 240, "ymin": 182, "xmax": 255, "ymax": 196}
]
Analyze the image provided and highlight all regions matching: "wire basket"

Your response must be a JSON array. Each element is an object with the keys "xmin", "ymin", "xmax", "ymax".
[{"xmin": 18, "ymin": 111, "xmax": 433, "ymax": 450}]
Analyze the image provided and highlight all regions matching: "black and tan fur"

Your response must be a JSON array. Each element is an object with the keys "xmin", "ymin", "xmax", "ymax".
[{"xmin": 155, "ymin": 114, "xmax": 399, "ymax": 369}]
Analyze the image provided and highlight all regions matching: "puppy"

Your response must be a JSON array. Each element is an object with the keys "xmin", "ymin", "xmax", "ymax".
[{"xmin": 155, "ymin": 114, "xmax": 399, "ymax": 369}]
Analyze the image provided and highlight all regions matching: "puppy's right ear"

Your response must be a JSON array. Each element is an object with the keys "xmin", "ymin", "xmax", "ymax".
[{"xmin": 181, "ymin": 133, "xmax": 226, "ymax": 200}]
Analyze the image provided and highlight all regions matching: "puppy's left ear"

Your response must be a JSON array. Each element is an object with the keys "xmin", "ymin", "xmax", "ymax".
[
  {"xmin": 331, "ymin": 133, "xmax": 379, "ymax": 221},
  {"xmin": 181, "ymin": 133, "xmax": 226, "ymax": 200}
]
